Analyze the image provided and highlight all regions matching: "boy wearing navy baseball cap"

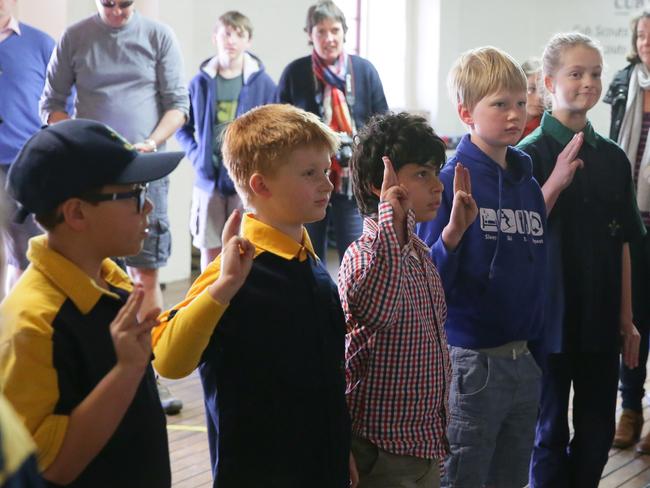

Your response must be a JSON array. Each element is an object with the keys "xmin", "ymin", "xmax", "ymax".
[{"xmin": 0, "ymin": 119, "xmax": 183, "ymax": 487}]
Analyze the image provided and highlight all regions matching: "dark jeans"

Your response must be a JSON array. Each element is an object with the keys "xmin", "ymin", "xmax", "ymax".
[
  {"xmin": 530, "ymin": 352, "xmax": 619, "ymax": 488},
  {"xmin": 305, "ymin": 193, "xmax": 363, "ymax": 266},
  {"xmin": 619, "ymin": 233, "xmax": 650, "ymax": 413}
]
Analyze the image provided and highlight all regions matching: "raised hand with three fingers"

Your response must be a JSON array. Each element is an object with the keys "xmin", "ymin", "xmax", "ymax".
[
  {"xmin": 110, "ymin": 284, "xmax": 159, "ymax": 373},
  {"xmin": 441, "ymin": 162, "xmax": 478, "ymax": 251},
  {"xmin": 550, "ymin": 132, "xmax": 584, "ymax": 191},
  {"xmin": 208, "ymin": 209, "xmax": 255, "ymax": 305},
  {"xmin": 380, "ymin": 156, "xmax": 411, "ymax": 248},
  {"xmin": 542, "ymin": 131, "xmax": 584, "ymax": 213}
]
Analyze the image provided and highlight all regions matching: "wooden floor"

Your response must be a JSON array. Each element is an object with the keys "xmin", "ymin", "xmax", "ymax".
[
  {"xmin": 602, "ymin": 409, "xmax": 650, "ymax": 488},
  {"xmin": 160, "ymin": 278, "xmax": 650, "ymax": 488},
  {"xmin": 160, "ymin": 279, "xmax": 212, "ymax": 488}
]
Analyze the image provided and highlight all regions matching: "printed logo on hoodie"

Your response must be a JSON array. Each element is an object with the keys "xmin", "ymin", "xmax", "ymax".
[{"xmin": 479, "ymin": 207, "xmax": 544, "ymax": 242}]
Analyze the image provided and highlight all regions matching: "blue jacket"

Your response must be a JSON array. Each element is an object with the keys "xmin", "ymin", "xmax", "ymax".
[
  {"xmin": 176, "ymin": 52, "xmax": 276, "ymax": 194},
  {"xmin": 276, "ymin": 54, "xmax": 388, "ymax": 129},
  {"xmin": 417, "ymin": 135, "xmax": 547, "ymax": 349}
]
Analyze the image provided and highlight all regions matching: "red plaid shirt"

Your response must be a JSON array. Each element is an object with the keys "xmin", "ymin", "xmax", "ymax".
[{"xmin": 338, "ymin": 202, "xmax": 451, "ymax": 461}]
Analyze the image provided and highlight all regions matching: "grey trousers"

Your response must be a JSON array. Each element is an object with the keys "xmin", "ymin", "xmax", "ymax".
[{"xmin": 352, "ymin": 435, "xmax": 440, "ymax": 488}]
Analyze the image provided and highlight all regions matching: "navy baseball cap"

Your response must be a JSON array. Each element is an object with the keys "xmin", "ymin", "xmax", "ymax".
[{"xmin": 7, "ymin": 119, "xmax": 184, "ymax": 222}]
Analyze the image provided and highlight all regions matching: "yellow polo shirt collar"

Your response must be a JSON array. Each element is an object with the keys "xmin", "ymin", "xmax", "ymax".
[
  {"xmin": 26, "ymin": 235, "xmax": 133, "ymax": 314},
  {"xmin": 241, "ymin": 213, "xmax": 318, "ymax": 262}
]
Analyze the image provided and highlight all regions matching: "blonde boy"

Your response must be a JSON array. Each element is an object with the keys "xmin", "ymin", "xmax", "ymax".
[
  {"xmin": 153, "ymin": 104, "xmax": 352, "ymax": 487},
  {"xmin": 417, "ymin": 47, "xmax": 548, "ymax": 488}
]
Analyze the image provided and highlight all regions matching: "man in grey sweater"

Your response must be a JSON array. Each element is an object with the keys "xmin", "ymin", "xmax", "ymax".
[{"xmin": 40, "ymin": 0, "xmax": 189, "ymax": 415}]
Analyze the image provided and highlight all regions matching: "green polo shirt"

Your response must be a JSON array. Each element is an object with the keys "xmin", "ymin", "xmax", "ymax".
[{"xmin": 518, "ymin": 112, "xmax": 645, "ymax": 352}]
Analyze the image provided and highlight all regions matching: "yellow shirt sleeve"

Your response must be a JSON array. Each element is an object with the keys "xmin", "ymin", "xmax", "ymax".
[
  {"xmin": 0, "ymin": 312, "xmax": 69, "ymax": 472},
  {"xmin": 152, "ymin": 256, "xmax": 229, "ymax": 379},
  {"xmin": 0, "ymin": 394, "xmax": 38, "ymax": 483}
]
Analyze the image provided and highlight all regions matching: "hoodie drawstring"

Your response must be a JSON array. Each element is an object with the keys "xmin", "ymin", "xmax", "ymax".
[
  {"xmin": 523, "ymin": 191, "xmax": 535, "ymax": 262},
  {"xmin": 488, "ymin": 168, "xmax": 503, "ymax": 280}
]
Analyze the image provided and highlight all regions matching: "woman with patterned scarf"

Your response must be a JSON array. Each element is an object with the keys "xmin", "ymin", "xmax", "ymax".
[
  {"xmin": 605, "ymin": 9, "xmax": 650, "ymax": 454},
  {"xmin": 277, "ymin": 0, "xmax": 388, "ymax": 265}
]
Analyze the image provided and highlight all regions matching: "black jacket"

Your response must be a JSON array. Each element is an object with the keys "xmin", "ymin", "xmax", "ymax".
[{"xmin": 604, "ymin": 63, "xmax": 634, "ymax": 142}]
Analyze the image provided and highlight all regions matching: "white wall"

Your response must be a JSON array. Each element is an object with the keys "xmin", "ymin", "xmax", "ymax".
[
  {"xmin": 407, "ymin": 0, "xmax": 638, "ymax": 138},
  {"xmin": 15, "ymin": 0, "xmax": 313, "ymax": 283},
  {"xmin": 362, "ymin": 0, "xmax": 407, "ymax": 108}
]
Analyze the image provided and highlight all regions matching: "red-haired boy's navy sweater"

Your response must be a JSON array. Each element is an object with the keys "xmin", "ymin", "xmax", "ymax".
[
  {"xmin": 198, "ymin": 251, "xmax": 350, "ymax": 487},
  {"xmin": 153, "ymin": 214, "xmax": 350, "ymax": 488}
]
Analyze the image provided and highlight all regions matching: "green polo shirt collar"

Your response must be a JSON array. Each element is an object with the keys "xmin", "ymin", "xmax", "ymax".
[{"xmin": 540, "ymin": 111, "xmax": 598, "ymax": 149}]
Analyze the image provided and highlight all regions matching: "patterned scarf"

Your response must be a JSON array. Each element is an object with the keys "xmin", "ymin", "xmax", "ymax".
[
  {"xmin": 311, "ymin": 50, "xmax": 354, "ymax": 135},
  {"xmin": 312, "ymin": 50, "xmax": 355, "ymax": 193},
  {"xmin": 617, "ymin": 63, "xmax": 650, "ymax": 213}
]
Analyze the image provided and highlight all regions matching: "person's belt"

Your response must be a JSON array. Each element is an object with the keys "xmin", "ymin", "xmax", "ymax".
[{"xmin": 478, "ymin": 340, "xmax": 528, "ymax": 360}]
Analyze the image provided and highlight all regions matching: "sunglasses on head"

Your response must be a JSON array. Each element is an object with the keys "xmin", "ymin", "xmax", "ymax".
[
  {"xmin": 83, "ymin": 184, "xmax": 148, "ymax": 214},
  {"xmin": 99, "ymin": 0, "xmax": 134, "ymax": 9}
]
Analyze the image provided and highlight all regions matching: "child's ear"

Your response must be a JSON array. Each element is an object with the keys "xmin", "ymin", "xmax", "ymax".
[
  {"xmin": 458, "ymin": 103, "xmax": 473, "ymax": 126},
  {"xmin": 249, "ymin": 173, "xmax": 272, "ymax": 198},
  {"xmin": 59, "ymin": 199, "xmax": 87, "ymax": 231},
  {"xmin": 544, "ymin": 75, "xmax": 555, "ymax": 95}
]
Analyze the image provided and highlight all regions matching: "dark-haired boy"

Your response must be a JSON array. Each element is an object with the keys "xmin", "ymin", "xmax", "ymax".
[
  {"xmin": 0, "ymin": 119, "xmax": 183, "ymax": 487},
  {"xmin": 340, "ymin": 112, "xmax": 473, "ymax": 487}
]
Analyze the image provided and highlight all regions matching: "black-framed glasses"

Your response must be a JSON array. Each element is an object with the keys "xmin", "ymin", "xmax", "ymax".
[
  {"xmin": 99, "ymin": 0, "xmax": 134, "ymax": 9},
  {"xmin": 83, "ymin": 184, "xmax": 148, "ymax": 213}
]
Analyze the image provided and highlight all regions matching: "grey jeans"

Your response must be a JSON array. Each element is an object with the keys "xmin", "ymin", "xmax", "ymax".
[
  {"xmin": 443, "ymin": 346, "xmax": 541, "ymax": 488},
  {"xmin": 352, "ymin": 435, "xmax": 440, "ymax": 488}
]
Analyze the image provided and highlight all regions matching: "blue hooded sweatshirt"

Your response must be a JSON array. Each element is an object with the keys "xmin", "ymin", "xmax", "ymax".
[
  {"xmin": 417, "ymin": 134, "xmax": 547, "ymax": 349},
  {"xmin": 176, "ymin": 52, "xmax": 276, "ymax": 195}
]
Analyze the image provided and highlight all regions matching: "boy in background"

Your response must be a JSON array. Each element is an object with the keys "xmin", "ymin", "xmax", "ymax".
[
  {"xmin": 176, "ymin": 11, "xmax": 276, "ymax": 271},
  {"xmin": 340, "ymin": 112, "xmax": 470, "ymax": 487},
  {"xmin": 0, "ymin": 119, "xmax": 183, "ymax": 487},
  {"xmin": 417, "ymin": 46, "xmax": 548, "ymax": 487},
  {"xmin": 153, "ymin": 104, "xmax": 352, "ymax": 487}
]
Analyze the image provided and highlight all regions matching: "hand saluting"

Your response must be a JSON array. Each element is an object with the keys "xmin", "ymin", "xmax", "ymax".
[
  {"xmin": 110, "ymin": 285, "xmax": 159, "ymax": 373},
  {"xmin": 450, "ymin": 162, "xmax": 478, "ymax": 232},
  {"xmin": 208, "ymin": 209, "xmax": 255, "ymax": 305},
  {"xmin": 442, "ymin": 162, "xmax": 478, "ymax": 251},
  {"xmin": 380, "ymin": 156, "xmax": 411, "ymax": 247},
  {"xmin": 541, "ymin": 131, "xmax": 584, "ymax": 214},
  {"xmin": 550, "ymin": 131, "xmax": 584, "ymax": 192}
]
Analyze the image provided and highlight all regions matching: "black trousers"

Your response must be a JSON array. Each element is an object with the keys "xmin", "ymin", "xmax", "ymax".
[{"xmin": 530, "ymin": 352, "xmax": 619, "ymax": 488}]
